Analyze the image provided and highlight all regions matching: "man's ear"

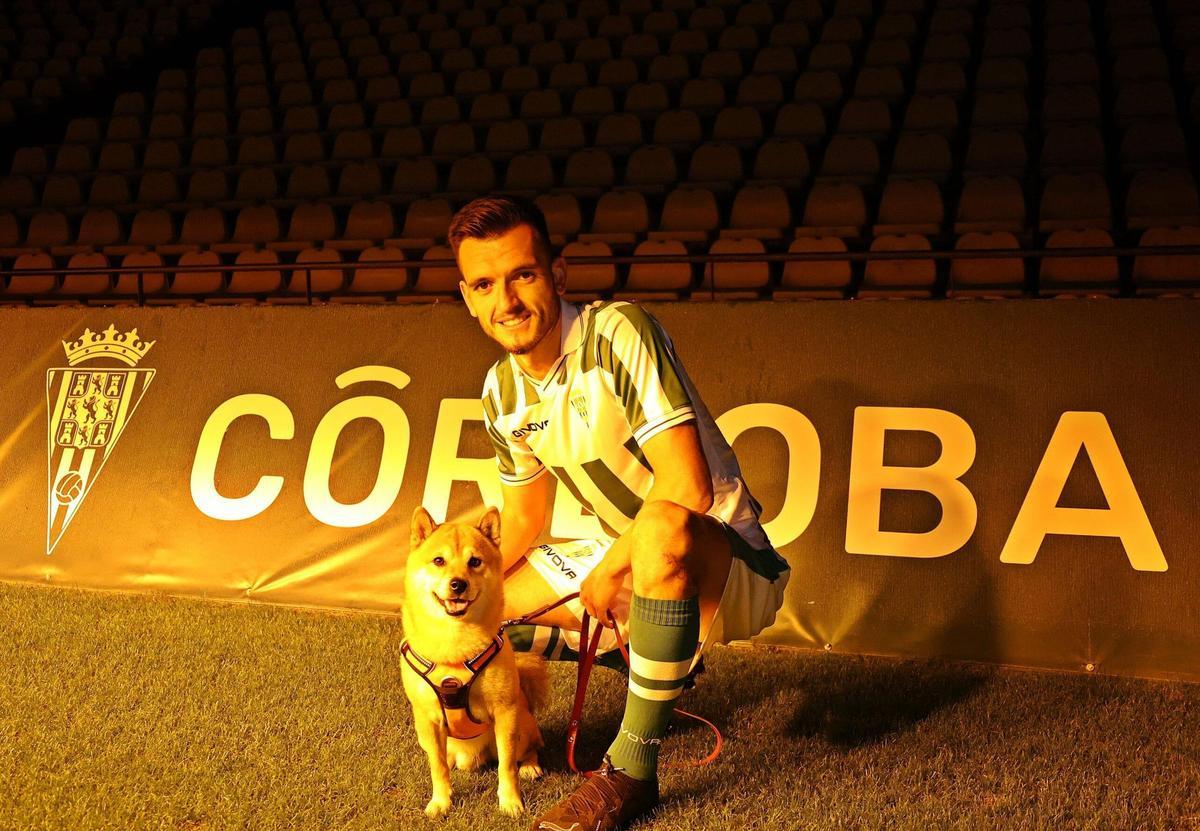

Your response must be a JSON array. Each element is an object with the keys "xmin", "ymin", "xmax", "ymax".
[
  {"xmin": 411, "ymin": 506, "xmax": 437, "ymax": 549},
  {"xmin": 459, "ymin": 281, "xmax": 478, "ymax": 318},
  {"xmin": 477, "ymin": 506, "xmax": 502, "ymax": 549},
  {"xmin": 551, "ymin": 256, "xmax": 567, "ymax": 295}
]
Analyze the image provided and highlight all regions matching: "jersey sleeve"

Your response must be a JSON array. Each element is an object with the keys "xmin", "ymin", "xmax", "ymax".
[
  {"xmin": 481, "ymin": 382, "xmax": 547, "ymax": 486},
  {"xmin": 598, "ymin": 304, "xmax": 696, "ymax": 445}
]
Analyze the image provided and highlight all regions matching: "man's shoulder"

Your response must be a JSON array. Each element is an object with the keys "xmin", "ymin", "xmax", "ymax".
[
  {"xmin": 583, "ymin": 299, "xmax": 663, "ymax": 337},
  {"xmin": 480, "ymin": 357, "xmax": 517, "ymax": 409}
]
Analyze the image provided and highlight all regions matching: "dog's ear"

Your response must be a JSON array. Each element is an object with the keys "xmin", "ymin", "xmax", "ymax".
[
  {"xmin": 411, "ymin": 506, "xmax": 437, "ymax": 549},
  {"xmin": 477, "ymin": 506, "xmax": 502, "ymax": 549}
]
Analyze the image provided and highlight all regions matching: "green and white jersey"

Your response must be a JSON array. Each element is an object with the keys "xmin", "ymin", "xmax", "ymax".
[{"xmin": 481, "ymin": 300, "xmax": 788, "ymax": 580}]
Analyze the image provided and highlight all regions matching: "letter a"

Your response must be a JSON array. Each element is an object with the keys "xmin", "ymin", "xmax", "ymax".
[{"xmin": 1000, "ymin": 412, "xmax": 1166, "ymax": 572}]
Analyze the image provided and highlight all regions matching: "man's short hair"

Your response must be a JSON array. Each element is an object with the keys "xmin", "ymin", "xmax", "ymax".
[{"xmin": 447, "ymin": 195, "xmax": 554, "ymax": 261}]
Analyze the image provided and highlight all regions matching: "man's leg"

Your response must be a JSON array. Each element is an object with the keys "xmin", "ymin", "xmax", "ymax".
[
  {"xmin": 601, "ymin": 501, "xmax": 732, "ymax": 781},
  {"xmin": 503, "ymin": 553, "xmax": 632, "ymax": 669},
  {"xmin": 533, "ymin": 501, "xmax": 734, "ymax": 831}
]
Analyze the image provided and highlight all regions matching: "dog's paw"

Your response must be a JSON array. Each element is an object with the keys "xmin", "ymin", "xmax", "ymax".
[
  {"xmin": 519, "ymin": 760, "xmax": 543, "ymax": 780},
  {"xmin": 424, "ymin": 797, "xmax": 451, "ymax": 819},
  {"xmin": 498, "ymin": 792, "xmax": 525, "ymax": 818}
]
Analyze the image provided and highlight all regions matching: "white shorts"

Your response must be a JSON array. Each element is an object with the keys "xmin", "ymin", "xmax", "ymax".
[{"xmin": 520, "ymin": 526, "xmax": 791, "ymax": 663}]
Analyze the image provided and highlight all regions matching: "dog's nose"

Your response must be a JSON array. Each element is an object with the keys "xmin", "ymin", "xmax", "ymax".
[{"xmin": 449, "ymin": 578, "xmax": 468, "ymax": 595}]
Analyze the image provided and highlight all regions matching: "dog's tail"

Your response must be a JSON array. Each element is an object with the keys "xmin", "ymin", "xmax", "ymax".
[{"xmin": 514, "ymin": 652, "xmax": 549, "ymax": 713}]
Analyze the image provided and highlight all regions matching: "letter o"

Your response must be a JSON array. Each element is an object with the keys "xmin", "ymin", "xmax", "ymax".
[
  {"xmin": 303, "ymin": 395, "xmax": 410, "ymax": 528},
  {"xmin": 717, "ymin": 403, "xmax": 821, "ymax": 548}
]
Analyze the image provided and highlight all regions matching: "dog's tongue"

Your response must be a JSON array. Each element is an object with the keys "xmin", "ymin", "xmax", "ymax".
[{"xmin": 445, "ymin": 598, "xmax": 470, "ymax": 615}]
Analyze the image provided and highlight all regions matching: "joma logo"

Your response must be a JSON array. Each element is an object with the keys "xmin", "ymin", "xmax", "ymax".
[{"xmin": 512, "ymin": 419, "xmax": 549, "ymax": 438}]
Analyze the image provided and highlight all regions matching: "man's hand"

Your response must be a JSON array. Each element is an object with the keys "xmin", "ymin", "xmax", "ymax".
[{"xmin": 579, "ymin": 558, "xmax": 626, "ymax": 627}]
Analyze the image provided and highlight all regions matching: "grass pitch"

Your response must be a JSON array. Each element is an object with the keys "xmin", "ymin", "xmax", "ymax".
[{"xmin": 2, "ymin": 581, "xmax": 1198, "ymax": 831}]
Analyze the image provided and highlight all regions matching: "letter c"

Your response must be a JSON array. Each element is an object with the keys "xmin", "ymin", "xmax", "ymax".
[{"xmin": 191, "ymin": 394, "xmax": 294, "ymax": 520}]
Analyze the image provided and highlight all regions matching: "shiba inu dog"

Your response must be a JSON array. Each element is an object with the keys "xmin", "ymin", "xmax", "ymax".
[{"xmin": 400, "ymin": 506, "xmax": 547, "ymax": 819}]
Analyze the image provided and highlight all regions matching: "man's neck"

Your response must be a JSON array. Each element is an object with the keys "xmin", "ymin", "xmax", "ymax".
[{"xmin": 514, "ymin": 313, "xmax": 564, "ymax": 381}]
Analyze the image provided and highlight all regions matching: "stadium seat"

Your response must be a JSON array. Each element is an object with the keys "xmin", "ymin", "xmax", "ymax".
[
  {"xmin": 170, "ymin": 250, "xmax": 224, "ymax": 297},
  {"xmin": 776, "ymin": 236, "xmax": 852, "ymax": 298},
  {"xmin": 563, "ymin": 149, "xmax": 616, "ymax": 195},
  {"xmin": 837, "ymin": 98, "xmax": 892, "ymax": 138},
  {"xmin": 799, "ymin": 182, "xmax": 867, "ymax": 238},
  {"xmin": 772, "ymin": 102, "xmax": 827, "ymax": 142},
  {"xmin": 892, "ymin": 133, "xmax": 953, "ymax": 182},
  {"xmin": 624, "ymin": 146, "xmax": 678, "ymax": 192},
  {"xmin": 947, "ymin": 232, "xmax": 1025, "ymax": 298},
  {"xmin": 287, "ymin": 247, "xmax": 346, "ymax": 297},
  {"xmin": 817, "ymin": 136, "xmax": 880, "ymax": 184},
  {"xmin": 1041, "ymin": 126, "xmax": 1106, "ymax": 174},
  {"xmin": 583, "ymin": 190, "xmax": 649, "ymax": 245},
  {"xmin": 397, "ymin": 198, "xmax": 453, "ymax": 246},
  {"xmin": 1133, "ymin": 227, "xmax": 1200, "ymax": 293},
  {"xmin": 1039, "ymin": 173, "xmax": 1112, "ymax": 231},
  {"xmin": 229, "ymin": 205, "xmax": 281, "ymax": 248},
  {"xmin": 875, "ymin": 180, "xmax": 944, "ymax": 235},
  {"xmin": 964, "ymin": 130, "xmax": 1027, "ymax": 177},
  {"xmin": 561, "ymin": 240, "xmax": 618, "ymax": 297},
  {"xmin": 1120, "ymin": 123, "xmax": 1189, "ymax": 172},
  {"xmin": 535, "ymin": 193, "xmax": 583, "ymax": 243},
  {"xmin": 347, "ymin": 246, "xmax": 409, "ymax": 298},
  {"xmin": 903, "ymin": 95, "xmax": 958, "ymax": 136},
  {"xmin": 340, "ymin": 201, "xmax": 396, "ymax": 246},
  {"xmin": 276, "ymin": 203, "xmax": 338, "ymax": 252},
  {"xmin": 1125, "ymin": 169, "xmax": 1200, "ymax": 230},
  {"xmin": 860, "ymin": 234, "xmax": 936, "ymax": 297},
  {"xmin": 653, "ymin": 187, "xmax": 720, "ymax": 243},
  {"xmin": 955, "ymin": 177, "xmax": 1026, "ymax": 234},
  {"xmin": 622, "ymin": 239, "xmax": 694, "ymax": 299},
  {"xmin": 225, "ymin": 249, "xmax": 283, "ymax": 297},
  {"xmin": 699, "ymin": 237, "xmax": 770, "ymax": 298},
  {"xmin": 7, "ymin": 253, "xmax": 60, "ymax": 297},
  {"xmin": 1038, "ymin": 229, "xmax": 1119, "ymax": 296},
  {"xmin": 22, "ymin": 208, "xmax": 70, "ymax": 251},
  {"xmin": 726, "ymin": 184, "xmax": 791, "ymax": 240},
  {"xmin": 751, "ymin": 139, "xmax": 811, "ymax": 186},
  {"xmin": 61, "ymin": 252, "xmax": 114, "ymax": 299},
  {"xmin": 408, "ymin": 244, "xmax": 462, "ymax": 301}
]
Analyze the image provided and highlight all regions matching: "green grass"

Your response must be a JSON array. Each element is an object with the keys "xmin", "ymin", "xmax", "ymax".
[{"xmin": 2, "ymin": 581, "xmax": 1198, "ymax": 831}]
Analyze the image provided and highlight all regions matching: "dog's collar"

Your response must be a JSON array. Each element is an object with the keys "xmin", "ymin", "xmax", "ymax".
[{"xmin": 400, "ymin": 635, "xmax": 504, "ymax": 740}]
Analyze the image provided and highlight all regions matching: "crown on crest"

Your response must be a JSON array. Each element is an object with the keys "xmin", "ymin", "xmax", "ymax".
[{"xmin": 62, "ymin": 325, "xmax": 155, "ymax": 367}]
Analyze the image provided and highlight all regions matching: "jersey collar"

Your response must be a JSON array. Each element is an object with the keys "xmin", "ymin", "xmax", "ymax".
[{"xmin": 509, "ymin": 299, "xmax": 582, "ymax": 387}]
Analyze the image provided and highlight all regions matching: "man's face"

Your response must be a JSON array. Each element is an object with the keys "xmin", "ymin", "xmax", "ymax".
[{"xmin": 457, "ymin": 224, "xmax": 567, "ymax": 359}]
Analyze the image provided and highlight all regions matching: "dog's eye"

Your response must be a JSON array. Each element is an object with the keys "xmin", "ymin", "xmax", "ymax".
[
  {"xmin": 468, "ymin": 557, "xmax": 482, "ymax": 568},
  {"xmin": 432, "ymin": 556, "xmax": 445, "ymax": 567}
]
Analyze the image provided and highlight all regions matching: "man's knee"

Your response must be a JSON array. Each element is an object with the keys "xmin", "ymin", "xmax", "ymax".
[{"xmin": 629, "ymin": 500, "xmax": 704, "ymax": 587}]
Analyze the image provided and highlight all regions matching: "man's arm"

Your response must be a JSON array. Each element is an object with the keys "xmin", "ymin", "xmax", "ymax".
[{"xmin": 498, "ymin": 471, "xmax": 553, "ymax": 574}]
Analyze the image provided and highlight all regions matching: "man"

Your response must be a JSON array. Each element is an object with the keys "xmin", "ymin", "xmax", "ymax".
[{"xmin": 450, "ymin": 195, "xmax": 790, "ymax": 831}]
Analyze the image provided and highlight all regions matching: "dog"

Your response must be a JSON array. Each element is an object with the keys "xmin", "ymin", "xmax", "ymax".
[{"xmin": 400, "ymin": 505, "xmax": 547, "ymax": 819}]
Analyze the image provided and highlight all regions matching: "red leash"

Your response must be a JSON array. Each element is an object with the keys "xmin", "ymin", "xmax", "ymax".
[{"xmin": 501, "ymin": 592, "xmax": 723, "ymax": 775}]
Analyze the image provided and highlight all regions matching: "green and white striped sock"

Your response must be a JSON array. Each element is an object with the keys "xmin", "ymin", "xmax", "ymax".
[{"xmin": 604, "ymin": 594, "xmax": 700, "ymax": 781}]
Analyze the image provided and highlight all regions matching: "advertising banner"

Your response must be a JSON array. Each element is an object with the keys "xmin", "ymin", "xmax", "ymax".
[{"xmin": 0, "ymin": 301, "xmax": 1196, "ymax": 680}]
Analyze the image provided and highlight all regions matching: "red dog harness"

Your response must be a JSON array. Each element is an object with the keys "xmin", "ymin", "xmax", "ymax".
[{"xmin": 400, "ymin": 635, "xmax": 504, "ymax": 740}]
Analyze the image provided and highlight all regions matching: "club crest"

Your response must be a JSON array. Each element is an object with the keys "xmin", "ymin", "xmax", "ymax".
[{"xmin": 46, "ymin": 325, "xmax": 156, "ymax": 555}]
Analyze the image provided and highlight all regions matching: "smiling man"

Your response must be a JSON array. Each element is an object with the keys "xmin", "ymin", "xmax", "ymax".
[{"xmin": 449, "ymin": 195, "xmax": 790, "ymax": 831}]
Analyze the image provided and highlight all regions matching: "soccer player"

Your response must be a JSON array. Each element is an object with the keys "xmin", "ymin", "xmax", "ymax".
[{"xmin": 450, "ymin": 195, "xmax": 791, "ymax": 831}]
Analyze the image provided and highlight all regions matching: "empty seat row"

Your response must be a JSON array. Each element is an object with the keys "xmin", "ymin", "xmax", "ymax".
[
  {"xmin": 4, "ymin": 168, "xmax": 1198, "ymax": 254},
  {"xmin": 4, "ymin": 227, "xmax": 1199, "ymax": 306}
]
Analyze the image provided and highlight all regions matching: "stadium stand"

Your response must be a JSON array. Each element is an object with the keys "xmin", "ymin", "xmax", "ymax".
[{"xmin": 0, "ymin": 0, "xmax": 1199, "ymax": 303}]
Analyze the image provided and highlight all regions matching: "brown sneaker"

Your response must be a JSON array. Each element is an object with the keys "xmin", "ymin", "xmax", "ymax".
[{"xmin": 532, "ymin": 756, "xmax": 659, "ymax": 831}]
